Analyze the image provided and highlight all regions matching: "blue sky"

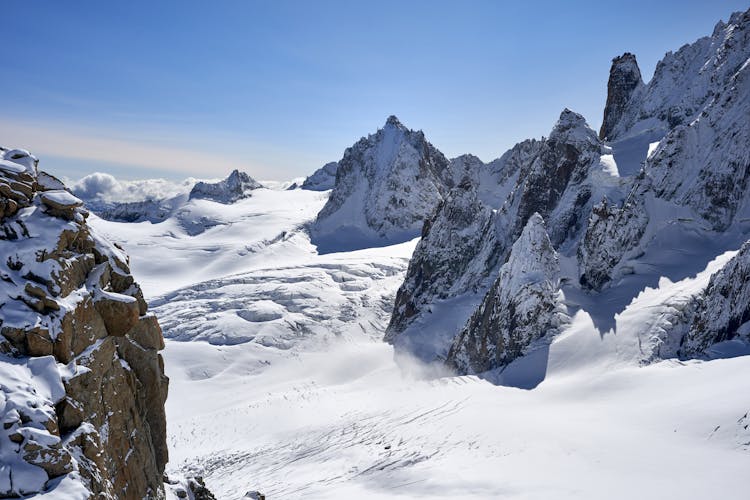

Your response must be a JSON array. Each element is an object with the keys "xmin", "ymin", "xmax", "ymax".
[{"xmin": 2, "ymin": 0, "xmax": 747, "ymax": 181}]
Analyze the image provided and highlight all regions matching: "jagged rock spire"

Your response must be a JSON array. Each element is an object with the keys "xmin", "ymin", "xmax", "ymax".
[
  {"xmin": 599, "ymin": 53, "xmax": 643, "ymax": 140},
  {"xmin": 311, "ymin": 116, "xmax": 451, "ymax": 252},
  {"xmin": 385, "ymin": 115, "xmax": 404, "ymax": 128},
  {"xmin": 447, "ymin": 213, "xmax": 564, "ymax": 374},
  {"xmin": 189, "ymin": 169, "xmax": 263, "ymax": 203}
]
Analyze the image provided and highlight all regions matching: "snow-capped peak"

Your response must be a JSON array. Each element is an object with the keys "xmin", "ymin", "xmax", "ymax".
[
  {"xmin": 189, "ymin": 169, "xmax": 263, "ymax": 204},
  {"xmin": 311, "ymin": 116, "xmax": 451, "ymax": 252},
  {"xmin": 384, "ymin": 114, "xmax": 406, "ymax": 129},
  {"xmin": 549, "ymin": 108, "xmax": 601, "ymax": 148}
]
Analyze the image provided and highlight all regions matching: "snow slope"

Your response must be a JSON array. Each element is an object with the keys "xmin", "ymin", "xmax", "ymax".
[
  {"xmin": 163, "ymin": 333, "xmax": 750, "ymax": 500},
  {"xmin": 90, "ymin": 187, "xmax": 329, "ymax": 297},
  {"xmin": 87, "ymin": 178, "xmax": 750, "ymax": 499}
]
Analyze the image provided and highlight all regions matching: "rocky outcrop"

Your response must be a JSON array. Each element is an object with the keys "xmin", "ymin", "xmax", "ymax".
[
  {"xmin": 386, "ymin": 110, "xmax": 619, "ymax": 361},
  {"xmin": 300, "ymin": 161, "xmax": 338, "ymax": 191},
  {"xmin": 678, "ymin": 240, "xmax": 750, "ymax": 357},
  {"xmin": 243, "ymin": 492, "xmax": 266, "ymax": 500},
  {"xmin": 0, "ymin": 147, "xmax": 168, "ymax": 498},
  {"xmin": 599, "ymin": 53, "xmax": 643, "ymax": 140},
  {"xmin": 577, "ymin": 190, "xmax": 648, "ymax": 291},
  {"xmin": 100, "ymin": 198, "xmax": 175, "ymax": 223},
  {"xmin": 603, "ymin": 10, "xmax": 750, "ymax": 143},
  {"xmin": 384, "ymin": 175, "xmax": 504, "ymax": 358},
  {"xmin": 189, "ymin": 169, "xmax": 262, "ymax": 204},
  {"xmin": 503, "ymin": 109, "xmax": 609, "ymax": 248},
  {"xmin": 447, "ymin": 214, "xmax": 565, "ymax": 373},
  {"xmin": 165, "ymin": 474, "xmax": 220, "ymax": 500},
  {"xmin": 310, "ymin": 116, "xmax": 453, "ymax": 251},
  {"xmin": 186, "ymin": 476, "xmax": 217, "ymax": 500},
  {"xmin": 580, "ymin": 9, "xmax": 750, "ymax": 290}
]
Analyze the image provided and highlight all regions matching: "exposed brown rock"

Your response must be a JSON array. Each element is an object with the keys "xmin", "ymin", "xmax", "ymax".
[
  {"xmin": 0, "ymin": 155, "xmax": 169, "ymax": 498},
  {"xmin": 599, "ymin": 53, "xmax": 643, "ymax": 140},
  {"xmin": 94, "ymin": 294, "xmax": 141, "ymax": 337}
]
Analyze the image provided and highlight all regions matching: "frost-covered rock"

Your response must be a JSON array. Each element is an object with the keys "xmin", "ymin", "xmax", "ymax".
[
  {"xmin": 577, "ymin": 191, "xmax": 648, "ymax": 291},
  {"xmin": 599, "ymin": 53, "xmax": 644, "ymax": 140},
  {"xmin": 604, "ymin": 10, "xmax": 750, "ymax": 142},
  {"xmin": 300, "ymin": 161, "xmax": 338, "ymax": 191},
  {"xmin": 189, "ymin": 169, "xmax": 263, "ymax": 204},
  {"xmin": 580, "ymin": 8, "xmax": 750, "ymax": 289},
  {"xmin": 384, "ymin": 176, "xmax": 503, "ymax": 357},
  {"xmin": 678, "ymin": 240, "xmax": 750, "ymax": 357},
  {"xmin": 502, "ymin": 108, "xmax": 611, "ymax": 248},
  {"xmin": 99, "ymin": 198, "xmax": 178, "ymax": 223},
  {"xmin": 387, "ymin": 109, "xmax": 619, "ymax": 361},
  {"xmin": 311, "ymin": 116, "xmax": 453, "ymax": 251},
  {"xmin": 0, "ymin": 147, "xmax": 38, "ymax": 175},
  {"xmin": 165, "ymin": 474, "xmax": 219, "ymax": 500},
  {"xmin": 447, "ymin": 214, "xmax": 565, "ymax": 373},
  {"xmin": 0, "ymin": 147, "xmax": 168, "ymax": 498}
]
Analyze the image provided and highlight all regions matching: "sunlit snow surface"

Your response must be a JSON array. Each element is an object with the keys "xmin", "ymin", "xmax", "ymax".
[{"xmin": 91, "ymin": 187, "xmax": 750, "ymax": 500}]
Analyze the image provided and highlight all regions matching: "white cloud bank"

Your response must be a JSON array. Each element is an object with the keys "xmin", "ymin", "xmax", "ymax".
[{"xmin": 69, "ymin": 172, "xmax": 198, "ymax": 203}]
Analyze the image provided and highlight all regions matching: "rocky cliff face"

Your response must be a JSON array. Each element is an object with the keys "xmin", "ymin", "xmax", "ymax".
[
  {"xmin": 599, "ymin": 53, "xmax": 644, "ymax": 140},
  {"xmin": 579, "ymin": 8, "xmax": 750, "ymax": 290},
  {"xmin": 678, "ymin": 241, "xmax": 750, "ymax": 357},
  {"xmin": 396, "ymin": 8, "xmax": 750, "ymax": 373},
  {"xmin": 0, "ymin": 147, "xmax": 168, "ymax": 498},
  {"xmin": 501, "ymin": 109, "xmax": 613, "ymax": 248},
  {"xmin": 99, "ymin": 198, "xmax": 176, "ymax": 223},
  {"xmin": 447, "ymin": 214, "xmax": 565, "ymax": 373},
  {"xmin": 577, "ymin": 187, "xmax": 649, "ymax": 291},
  {"xmin": 386, "ymin": 110, "xmax": 620, "ymax": 362},
  {"xmin": 189, "ymin": 169, "xmax": 262, "ymax": 204},
  {"xmin": 311, "ymin": 116, "xmax": 453, "ymax": 251},
  {"xmin": 383, "ymin": 175, "xmax": 504, "ymax": 357}
]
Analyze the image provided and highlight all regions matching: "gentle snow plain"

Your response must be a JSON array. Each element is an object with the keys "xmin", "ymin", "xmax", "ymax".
[{"xmin": 90, "ymin": 186, "xmax": 750, "ymax": 500}]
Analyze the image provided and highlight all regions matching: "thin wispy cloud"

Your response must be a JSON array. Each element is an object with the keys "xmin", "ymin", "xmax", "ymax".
[{"xmin": 0, "ymin": 118, "xmax": 266, "ymax": 179}]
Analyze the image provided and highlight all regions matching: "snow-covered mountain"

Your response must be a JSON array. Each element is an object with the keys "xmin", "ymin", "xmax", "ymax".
[
  {"xmin": 189, "ymin": 169, "xmax": 263, "ymax": 203},
  {"xmin": 4, "ymin": 7, "xmax": 750, "ymax": 500},
  {"xmin": 387, "ymin": 9, "xmax": 750, "ymax": 375},
  {"xmin": 298, "ymin": 161, "xmax": 338, "ymax": 191},
  {"xmin": 580, "ymin": 8, "xmax": 750, "ymax": 290},
  {"xmin": 310, "ymin": 115, "xmax": 455, "ymax": 252},
  {"xmin": 75, "ymin": 169, "xmax": 262, "ymax": 224},
  {"xmin": 99, "ymin": 197, "xmax": 182, "ymax": 223},
  {"xmin": 386, "ymin": 109, "xmax": 625, "ymax": 363},
  {"xmin": 70, "ymin": 172, "xmax": 196, "ymax": 212}
]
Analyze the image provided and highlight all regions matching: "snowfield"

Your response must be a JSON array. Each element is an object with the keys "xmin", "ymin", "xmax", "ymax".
[
  {"xmin": 164, "ymin": 342, "xmax": 750, "ymax": 500},
  {"xmin": 89, "ymin": 186, "xmax": 750, "ymax": 500}
]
